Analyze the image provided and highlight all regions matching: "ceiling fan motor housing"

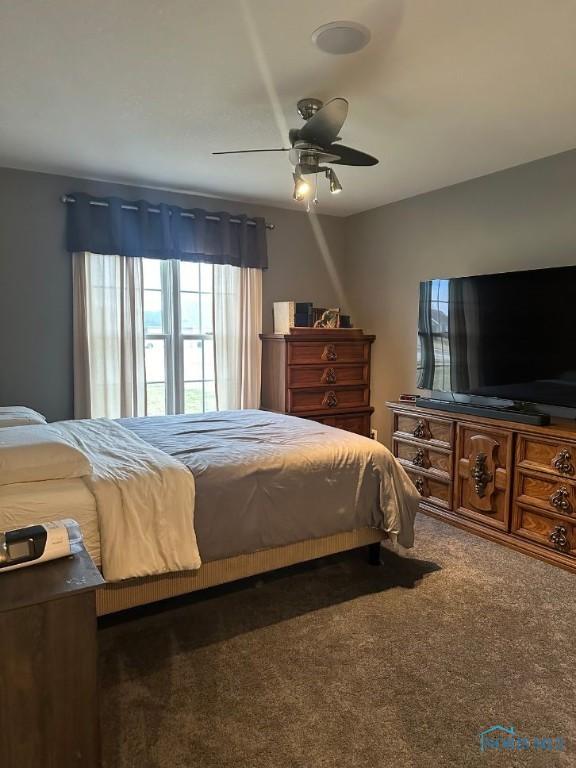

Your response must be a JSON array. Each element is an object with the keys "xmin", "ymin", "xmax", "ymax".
[{"xmin": 298, "ymin": 152, "xmax": 320, "ymax": 175}]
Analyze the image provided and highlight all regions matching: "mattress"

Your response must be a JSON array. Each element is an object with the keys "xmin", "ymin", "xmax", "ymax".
[{"xmin": 121, "ymin": 409, "xmax": 417, "ymax": 562}]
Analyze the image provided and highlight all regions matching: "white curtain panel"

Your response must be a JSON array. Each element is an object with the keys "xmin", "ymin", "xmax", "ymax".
[
  {"xmin": 213, "ymin": 265, "xmax": 262, "ymax": 410},
  {"xmin": 73, "ymin": 252, "xmax": 146, "ymax": 419}
]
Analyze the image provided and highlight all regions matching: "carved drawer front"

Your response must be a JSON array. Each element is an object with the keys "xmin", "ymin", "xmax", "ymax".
[
  {"xmin": 287, "ymin": 341, "xmax": 369, "ymax": 366},
  {"xmin": 516, "ymin": 435, "xmax": 576, "ymax": 479},
  {"xmin": 512, "ymin": 504, "xmax": 576, "ymax": 557},
  {"xmin": 404, "ymin": 468, "xmax": 451, "ymax": 510},
  {"xmin": 393, "ymin": 439, "xmax": 452, "ymax": 480},
  {"xmin": 287, "ymin": 363, "xmax": 368, "ymax": 388},
  {"xmin": 455, "ymin": 423, "xmax": 512, "ymax": 530},
  {"xmin": 393, "ymin": 412, "xmax": 452, "ymax": 449},
  {"xmin": 288, "ymin": 386, "xmax": 369, "ymax": 413},
  {"xmin": 312, "ymin": 412, "xmax": 371, "ymax": 437},
  {"xmin": 515, "ymin": 470, "xmax": 576, "ymax": 517}
]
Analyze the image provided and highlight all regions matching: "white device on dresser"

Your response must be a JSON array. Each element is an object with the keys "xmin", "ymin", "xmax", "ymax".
[{"xmin": 0, "ymin": 519, "xmax": 83, "ymax": 572}]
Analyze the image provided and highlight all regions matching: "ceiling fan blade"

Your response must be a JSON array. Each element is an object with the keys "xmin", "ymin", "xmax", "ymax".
[
  {"xmin": 299, "ymin": 98, "xmax": 349, "ymax": 146},
  {"xmin": 328, "ymin": 144, "xmax": 379, "ymax": 166},
  {"xmin": 212, "ymin": 148, "xmax": 289, "ymax": 155}
]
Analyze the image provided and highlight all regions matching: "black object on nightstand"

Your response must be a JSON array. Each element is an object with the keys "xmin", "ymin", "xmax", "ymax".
[{"xmin": 0, "ymin": 545, "xmax": 105, "ymax": 768}]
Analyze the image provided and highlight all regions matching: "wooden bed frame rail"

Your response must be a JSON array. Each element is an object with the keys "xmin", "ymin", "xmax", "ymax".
[{"xmin": 97, "ymin": 527, "xmax": 386, "ymax": 616}]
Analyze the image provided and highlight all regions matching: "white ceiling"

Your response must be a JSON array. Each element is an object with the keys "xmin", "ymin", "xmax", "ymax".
[{"xmin": 1, "ymin": 0, "xmax": 575, "ymax": 216}]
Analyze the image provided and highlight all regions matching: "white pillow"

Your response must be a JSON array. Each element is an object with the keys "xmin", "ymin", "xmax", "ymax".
[
  {"xmin": 0, "ymin": 406, "xmax": 47, "ymax": 428},
  {"xmin": 0, "ymin": 424, "xmax": 92, "ymax": 486}
]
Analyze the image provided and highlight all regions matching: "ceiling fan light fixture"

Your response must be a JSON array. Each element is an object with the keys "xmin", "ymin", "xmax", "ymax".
[
  {"xmin": 326, "ymin": 168, "xmax": 343, "ymax": 194},
  {"xmin": 311, "ymin": 21, "xmax": 371, "ymax": 55}
]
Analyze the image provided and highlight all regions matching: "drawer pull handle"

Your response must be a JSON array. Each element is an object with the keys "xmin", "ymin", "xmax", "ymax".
[
  {"xmin": 552, "ymin": 449, "xmax": 574, "ymax": 476},
  {"xmin": 414, "ymin": 477, "xmax": 427, "ymax": 496},
  {"xmin": 322, "ymin": 367, "xmax": 337, "ymax": 384},
  {"xmin": 322, "ymin": 344, "xmax": 338, "ymax": 361},
  {"xmin": 549, "ymin": 525, "xmax": 571, "ymax": 552},
  {"xmin": 412, "ymin": 419, "xmax": 430, "ymax": 440},
  {"xmin": 471, "ymin": 452, "xmax": 492, "ymax": 498},
  {"xmin": 322, "ymin": 390, "xmax": 338, "ymax": 408},
  {"xmin": 550, "ymin": 486, "xmax": 572, "ymax": 514},
  {"xmin": 412, "ymin": 448, "xmax": 431, "ymax": 469}
]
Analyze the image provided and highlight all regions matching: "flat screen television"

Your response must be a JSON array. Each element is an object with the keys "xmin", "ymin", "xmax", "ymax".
[{"xmin": 417, "ymin": 265, "xmax": 576, "ymax": 410}]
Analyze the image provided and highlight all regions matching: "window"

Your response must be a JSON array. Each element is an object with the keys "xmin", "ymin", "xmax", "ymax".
[{"xmin": 143, "ymin": 259, "xmax": 216, "ymax": 416}]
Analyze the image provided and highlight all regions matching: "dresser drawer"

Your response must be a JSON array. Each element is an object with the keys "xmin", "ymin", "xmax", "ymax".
[
  {"xmin": 515, "ymin": 470, "xmax": 576, "ymax": 517},
  {"xmin": 310, "ymin": 412, "xmax": 371, "ymax": 437},
  {"xmin": 287, "ymin": 363, "xmax": 368, "ymax": 388},
  {"xmin": 288, "ymin": 387, "xmax": 369, "ymax": 413},
  {"xmin": 516, "ymin": 435, "xmax": 576, "ymax": 479},
  {"xmin": 512, "ymin": 504, "xmax": 576, "ymax": 557},
  {"xmin": 404, "ymin": 468, "xmax": 451, "ymax": 510},
  {"xmin": 287, "ymin": 341, "xmax": 370, "ymax": 365},
  {"xmin": 393, "ymin": 438, "xmax": 452, "ymax": 479},
  {"xmin": 393, "ymin": 411, "xmax": 452, "ymax": 449}
]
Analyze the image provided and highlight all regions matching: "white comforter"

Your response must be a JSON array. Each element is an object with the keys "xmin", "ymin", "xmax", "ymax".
[{"xmin": 58, "ymin": 419, "xmax": 201, "ymax": 581}]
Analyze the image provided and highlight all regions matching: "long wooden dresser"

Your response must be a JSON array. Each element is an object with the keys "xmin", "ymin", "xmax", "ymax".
[
  {"xmin": 388, "ymin": 400, "xmax": 576, "ymax": 573},
  {"xmin": 260, "ymin": 329, "xmax": 375, "ymax": 436}
]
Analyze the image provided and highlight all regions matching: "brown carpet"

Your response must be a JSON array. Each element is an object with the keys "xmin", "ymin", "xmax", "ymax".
[{"xmin": 99, "ymin": 515, "xmax": 576, "ymax": 767}]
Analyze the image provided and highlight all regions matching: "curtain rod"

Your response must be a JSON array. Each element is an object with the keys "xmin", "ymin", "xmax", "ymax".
[{"xmin": 60, "ymin": 195, "xmax": 275, "ymax": 230}]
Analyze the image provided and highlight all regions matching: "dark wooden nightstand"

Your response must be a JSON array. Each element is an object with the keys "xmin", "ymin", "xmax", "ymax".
[{"xmin": 0, "ymin": 546, "xmax": 105, "ymax": 767}]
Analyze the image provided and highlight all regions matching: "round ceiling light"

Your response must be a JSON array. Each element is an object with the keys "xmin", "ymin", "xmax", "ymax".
[{"xmin": 311, "ymin": 21, "xmax": 371, "ymax": 55}]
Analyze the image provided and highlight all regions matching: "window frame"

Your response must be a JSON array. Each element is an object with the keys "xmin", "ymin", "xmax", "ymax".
[{"xmin": 144, "ymin": 259, "xmax": 215, "ymax": 416}]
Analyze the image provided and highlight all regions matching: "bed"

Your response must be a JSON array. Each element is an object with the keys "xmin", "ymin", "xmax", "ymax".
[{"xmin": 0, "ymin": 409, "xmax": 419, "ymax": 615}]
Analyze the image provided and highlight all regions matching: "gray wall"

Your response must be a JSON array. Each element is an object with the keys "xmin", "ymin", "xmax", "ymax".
[
  {"xmin": 3, "ymin": 149, "xmax": 576, "ymax": 430},
  {"xmin": 0, "ymin": 167, "xmax": 346, "ymax": 420},
  {"xmin": 343, "ymin": 149, "xmax": 576, "ymax": 445}
]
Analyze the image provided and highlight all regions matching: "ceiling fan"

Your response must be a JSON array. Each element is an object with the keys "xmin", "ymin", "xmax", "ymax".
[{"xmin": 212, "ymin": 97, "xmax": 378, "ymax": 206}]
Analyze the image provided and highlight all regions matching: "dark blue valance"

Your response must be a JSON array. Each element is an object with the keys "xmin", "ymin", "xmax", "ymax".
[{"xmin": 65, "ymin": 193, "xmax": 268, "ymax": 269}]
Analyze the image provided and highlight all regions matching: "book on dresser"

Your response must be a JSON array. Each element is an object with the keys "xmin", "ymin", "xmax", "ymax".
[
  {"xmin": 387, "ymin": 399, "xmax": 576, "ymax": 574},
  {"xmin": 260, "ymin": 328, "xmax": 375, "ymax": 436}
]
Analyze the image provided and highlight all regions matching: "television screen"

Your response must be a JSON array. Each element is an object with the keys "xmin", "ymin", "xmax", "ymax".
[{"xmin": 417, "ymin": 265, "xmax": 576, "ymax": 408}]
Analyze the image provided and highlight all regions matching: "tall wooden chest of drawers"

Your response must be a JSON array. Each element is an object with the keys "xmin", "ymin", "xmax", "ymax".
[
  {"xmin": 388, "ymin": 400, "xmax": 576, "ymax": 574},
  {"xmin": 260, "ymin": 329, "xmax": 375, "ymax": 436}
]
